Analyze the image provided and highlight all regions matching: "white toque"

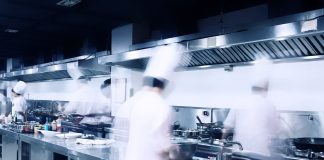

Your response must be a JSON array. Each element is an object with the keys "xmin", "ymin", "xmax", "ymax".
[
  {"xmin": 13, "ymin": 81, "xmax": 27, "ymax": 95},
  {"xmin": 144, "ymin": 43, "xmax": 185, "ymax": 81}
]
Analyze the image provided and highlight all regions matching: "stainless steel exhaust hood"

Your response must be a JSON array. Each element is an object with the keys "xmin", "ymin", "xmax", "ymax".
[
  {"xmin": 0, "ymin": 52, "xmax": 110, "ymax": 82},
  {"xmin": 98, "ymin": 9, "xmax": 324, "ymax": 70}
]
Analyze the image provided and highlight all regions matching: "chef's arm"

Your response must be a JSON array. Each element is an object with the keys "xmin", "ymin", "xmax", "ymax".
[{"xmin": 17, "ymin": 111, "xmax": 26, "ymax": 121}]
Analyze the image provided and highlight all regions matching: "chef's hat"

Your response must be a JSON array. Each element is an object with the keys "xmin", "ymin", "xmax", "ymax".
[
  {"xmin": 144, "ymin": 44, "xmax": 185, "ymax": 81},
  {"xmin": 13, "ymin": 81, "xmax": 27, "ymax": 95},
  {"xmin": 251, "ymin": 57, "xmax": 273, "ymax": 89}
]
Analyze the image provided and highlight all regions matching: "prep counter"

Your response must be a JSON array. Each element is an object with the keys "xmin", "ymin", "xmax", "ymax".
[{"xmin": 0, "ymin": 126, "xmax": 120, "ymax": 160}]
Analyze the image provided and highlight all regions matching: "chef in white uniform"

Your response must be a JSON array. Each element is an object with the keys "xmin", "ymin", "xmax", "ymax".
[
  {"xmin": 64, "ymin": 78, "xmax": 112, "ymax": 124},
  {"xmin": 224, "ymin": 58, "xmax": 280, "ymax": 156},
  {"xmin": 124, "ymin": 44, "xmax": 184, "ymax": 160},
  {"xmin": 11, "ymin": 81, "xmax": 28, "ymax": 122}
]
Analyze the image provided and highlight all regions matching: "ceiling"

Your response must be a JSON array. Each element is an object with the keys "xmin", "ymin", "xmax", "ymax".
[{"xmin": 0, "ymin": 0, "xmax": 323, "ymax": 69}]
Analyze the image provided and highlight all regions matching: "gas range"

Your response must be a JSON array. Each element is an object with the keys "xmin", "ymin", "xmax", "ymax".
[
  {"xmin": 61, "ymin": 121, "xmax": 111, "ymax": 138},
  {"xmin": 174, "ymin": 137, "xmax": 323, "ymax": 160}
]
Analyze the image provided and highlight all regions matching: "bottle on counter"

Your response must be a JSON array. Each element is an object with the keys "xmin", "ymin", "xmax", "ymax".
[
  {"xmin": 51, "ymin": 120, "xmax": 57, "ymax": 131},
  {"xmin": 56, "ymin": 116, "xmax": 62, "ymax": 133},
  {"xmin": 44, "ymin": 117, "xmax": 50, "ymax": 131}
]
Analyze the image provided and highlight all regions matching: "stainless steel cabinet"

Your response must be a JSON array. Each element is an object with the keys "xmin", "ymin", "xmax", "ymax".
[{"xmin": 2, "ymin": 133, "xmax": 18, "ymax": 160}]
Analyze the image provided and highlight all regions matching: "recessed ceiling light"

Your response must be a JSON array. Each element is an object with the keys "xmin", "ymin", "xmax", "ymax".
[
  {"xmin": 4, "ymin": 29, "xmax": 19, "ymax": 33},
  {"xmin": 57, "ymin": 0, "xmax": 81, "ymax": 7}
]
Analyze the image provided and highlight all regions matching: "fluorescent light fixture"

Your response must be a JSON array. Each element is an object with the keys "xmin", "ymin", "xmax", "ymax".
[
  {"xmin": 274, "ymin": 23, "xmax": 297, "ymax": 38},
  {"xmin": 57, "ymin": 0, "xmax": 81, "ymax": 7},
  {"xmin": 54, "ymin": 65, "xmax": 61, "ymax": 71},
  {"xmin": 302, "ymin": 55, "xmax": 322, "ymax": 60},
  {"xmin": 198, "ymin": 65, "xmax": 212, "ymax": 69},
  {"xmin": 25, "ymin": 69, "xmax": 34, "ymax": 74},
  {"xmin": 220, "ymin": 45, "xmax": 232, "ymax": 49},
  {"xmin": 4, "ymin": 29, "xmax": 19, "ymax": 33},
  {"xmin": 216, "ymin": 35, "xmax": 227, "ymax": 47},
  {"xmin": 275, "ymin": 37, "xmax": 288, "ymax": 41},
  {"xmin": 301, "ymin": 19, "xmax": 317, "ymax": 32}
]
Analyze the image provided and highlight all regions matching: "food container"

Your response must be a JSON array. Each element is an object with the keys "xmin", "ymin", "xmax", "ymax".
[
  {"xmin": 172, "ymin": 130, "xmax": 183, "ymax": 137},
  {"xmin": 181, "ymin": 130, "xmax": 199, "ymax": 138}
]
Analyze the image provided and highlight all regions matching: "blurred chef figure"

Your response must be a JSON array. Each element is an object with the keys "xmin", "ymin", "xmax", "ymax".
[
  {"xmin": 124, "ymin": 44, "xmax": 184, "ymax": 160},
  {"xmin": 11, "ymin": 81, "xmax": 28, "ymax": 122},
  {"xmin": 224, "ymin": 58, "xmax": 280, "ymax": 156},
  {"xmin": 64, "ymin": 77, "xmax": 112, "ymax": 124}
]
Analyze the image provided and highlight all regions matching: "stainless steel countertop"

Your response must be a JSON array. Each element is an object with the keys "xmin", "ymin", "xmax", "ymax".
[{"xmin": 0, "ymin": 126, "xmax": 120, "ymax": 160}]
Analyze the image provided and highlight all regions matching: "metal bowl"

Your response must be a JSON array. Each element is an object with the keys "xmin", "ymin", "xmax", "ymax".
[{"xmin": 170, "ymin": 138, "xmax": 198, "ymax": 160}]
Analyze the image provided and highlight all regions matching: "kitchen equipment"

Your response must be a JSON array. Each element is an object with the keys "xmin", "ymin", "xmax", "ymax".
[
  {"xmin": 170, "ymin": 138, "xmax": 198, "ymax": 160},
  {"xmin": 172, "ymin": 130, "xmax": 183, "ymax": 137},
  {"xmin": 172, "ymin": 121, "xmax": 180, "ymax": 130},
  {"xmin": 293, "ymin": 138, "xmax": 324, "ymax": 152},
  {"xmin": 65, "ymin": 113, "xmax": 84, "ymax": 124},
  {"xmin": 61, "ymin": 120, "xmax": 110, "ymax": 138},
  {"xmin": 196, "ymin": 116, "xmax": 203, "ymax": 124},
  {"xmin": 196, "ymin": 121, "xmax": 234, "ymax": 140},
  {"xmin": 230, "ymin": 151, "xmax": 276, "ymax": 160},
  {"xmin": 181, "ymin": 129, "xmax": 199, "ymax": 138},
  {"xmin": 209, "ymin": 127, "xmax": 234, "ymax": 140}
]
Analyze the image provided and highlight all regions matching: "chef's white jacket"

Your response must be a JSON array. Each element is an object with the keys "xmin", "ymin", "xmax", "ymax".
[
  {"xmin": 124, "ymin": 89, "xmax": 172, "ymax": 160},
  {"xmin": 12, "ymin": 96, "xmax": 27, "ymax": 121},
  {"xmin": 224, "ymin": 94, "xmax": 279, "ymax": 156},
  {"xmin": 65, "ymin": 85, "xmax": 111, "ymax": 116}
]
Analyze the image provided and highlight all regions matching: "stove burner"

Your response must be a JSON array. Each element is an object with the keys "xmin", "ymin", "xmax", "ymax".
[{"xmin": 61, "ymin": 121, "xmax": 111, "ymax": 138}]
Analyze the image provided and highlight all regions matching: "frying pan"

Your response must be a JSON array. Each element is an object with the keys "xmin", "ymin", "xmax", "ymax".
[{"xmin": 293, "ymin": 137, "xmax": 324, "ymax": 152}]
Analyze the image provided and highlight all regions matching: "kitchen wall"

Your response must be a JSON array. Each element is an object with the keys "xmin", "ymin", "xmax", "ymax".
[
  {"xmin": 24, "ymin": 76, "xmax": 110, "ymax": 101},
  {"xmin": 22, "ymin": 59, "xmax": 324, "ymax": 112},
  {"xmin": 166, "ymin": 60, "xmax": 324, "ymax": 111}
]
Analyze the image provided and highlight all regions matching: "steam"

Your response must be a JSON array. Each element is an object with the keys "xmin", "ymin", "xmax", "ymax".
[{"xmin": 64, "ymin": 79, "xmax": 110, "ymax": 115}]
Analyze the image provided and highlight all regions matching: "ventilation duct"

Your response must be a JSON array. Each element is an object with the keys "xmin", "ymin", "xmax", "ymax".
[
  {"xmin": 0, "ymin": 51, "xmax": 110, "ymax": 82},
  {"xmin": 98, "ymin": 9, "xmax": 324, "ymax": 70}
]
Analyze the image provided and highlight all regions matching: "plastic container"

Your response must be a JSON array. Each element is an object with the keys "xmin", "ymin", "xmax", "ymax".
[{"xmin": 51, "ymin": 120, "xmax": 57, "ymax": 131}]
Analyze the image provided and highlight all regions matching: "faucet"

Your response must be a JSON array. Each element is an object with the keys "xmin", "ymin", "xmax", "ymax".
[{"xmin": 223, "ymin": 141, "xmax": 244, "ymax": 151}]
